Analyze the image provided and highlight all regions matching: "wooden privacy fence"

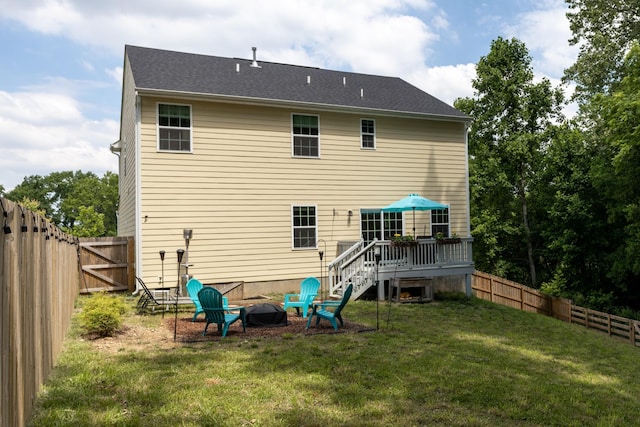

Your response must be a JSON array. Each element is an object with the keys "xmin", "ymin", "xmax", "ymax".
[
  {"xmin": 0, "ymin": 198, "xmax": 79, "ymax": 427},
  {"xmin": 472, "ymin": 270, "xmax": 640, "ymax": 348}
]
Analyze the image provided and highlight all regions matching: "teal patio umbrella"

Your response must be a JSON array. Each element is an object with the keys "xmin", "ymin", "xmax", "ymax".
[{"xmin": 381, "ymin": 193, "xmax": 447, "ymax": 236}]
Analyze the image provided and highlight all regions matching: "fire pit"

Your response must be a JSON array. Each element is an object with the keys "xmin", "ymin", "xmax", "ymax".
[{"xmin": 245, "ymin": 303, "xmax": 288, "ymax": 327}]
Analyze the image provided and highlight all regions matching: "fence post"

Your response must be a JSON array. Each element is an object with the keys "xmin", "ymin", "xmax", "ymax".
[{"xmin": 489, "ymin": 275, "xmax": 494, "ymax": 302}]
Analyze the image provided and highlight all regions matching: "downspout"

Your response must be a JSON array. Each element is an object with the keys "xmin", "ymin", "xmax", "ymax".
[
  {"xmin": 134, "ymin": 91, "xmax": 142, "ymax": 294},
  {"xmin": 464, "ymin": 121, "xmax": 473, "ymax": 297},
  {"xmin": 464, "ymin": 121, "xmax": 471, "ymax": 237}
]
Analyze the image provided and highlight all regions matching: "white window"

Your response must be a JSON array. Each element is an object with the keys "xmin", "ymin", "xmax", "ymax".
[
  {"xmin": 158, "ymin": 103, "xmax": 192, "ymax": 152},
  {"xmin": 431, "ymin": 208, "xmax": 450, "ymax": 237},
  {"xmin": 292, "ymin": 114, "xmax": 319, "ymax": 157},
  {"xmin": 360, "ymin": 209, "xmax": 403, "ymax": 244},
  {"xmin": 292, "ymin": 205, "xmax": 317, "ymax": 249},
  {"xmin": 361, "ymin": 119, "xmax": 376, "ymax": 149}
]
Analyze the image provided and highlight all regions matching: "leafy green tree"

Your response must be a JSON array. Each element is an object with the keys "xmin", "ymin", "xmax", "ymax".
[
  {"xmin": 581, "ymin": 44, "xmax": 640, "ymax": 308},
  {"xmin": 565, "ymin": 0, "xmax": 640, "ymax": 101},
  {"xmin": 72, "ymin": 206, "xmax": 106, "ymax": 237},
  {"xmin": 533, "ymin": 124, "xmax": 616, "ymax": 307},
  {"xmin": 455, "ymin": 37, "xmax": 564, "ymax": 287},
  {"xmin": 6, "ymin": 170, "xmax": 118, "ymax": 237}
]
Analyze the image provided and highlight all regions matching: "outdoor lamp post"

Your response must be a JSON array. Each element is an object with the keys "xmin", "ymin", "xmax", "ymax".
[
  {"xmin": 176, "ymin": 249, "xmax": 185, "ymax": 293},
  {"xmin": 374, "ymin": 244, "xmax": 382, "ymax": 331},
  {"xmin": 175, "ymin": 249, "xmax": 185, "ymax": 342},
  {"xmin": 159, "ymin": 250, "xmax": 166, "ymax": 318},
  {"xmin": 182, "ymin": 229, "xmax": 193, "ymax": 295},
  {"xmin": 318, "ymin": 239, "xmax": 327, "ymax": 298}
]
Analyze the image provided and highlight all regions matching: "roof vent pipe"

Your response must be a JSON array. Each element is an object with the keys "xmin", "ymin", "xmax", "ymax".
[
  {"xmin": 360, "ymin": 88, "xmax": 364, "ymax": 98},
  {"xmin": 343, "ymin": 77, "xmax": 346, "ymax": 86},
  {"xmin": 307, "ymin": 75, "xmax": 311, "ymax": 85},
  {"xmin": 236, "ymin": 63, "xmax": 240, "ymax": 73},
  {"xmin": 250, "ymin": 47, "xmax": 261, "ymax": 68}
]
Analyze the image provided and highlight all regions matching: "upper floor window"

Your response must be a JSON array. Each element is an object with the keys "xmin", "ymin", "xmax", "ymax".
[
  {"xmin": 431, "ymin": 208, "xmax": 450, "ymax": 237},
  {"xmin": 361, "ymin": 119, "xmax": 376, "ymax": 149},
  {"xmin": 292, "ymin": 114, "xmax": 319, "ymax": 157},
  {"xmin": 292, "ymin": 205, "xmax": 317, "ymax": 249},
  {"xmin": 158, "ymin": 103, "xmax": 191, "ymax": 152}
]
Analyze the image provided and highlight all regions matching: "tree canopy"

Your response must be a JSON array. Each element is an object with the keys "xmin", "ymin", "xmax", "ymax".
[
  {"xmin": 454, "ymin": 37, "xmax": 564, "ymax": 286},
  {"xmin": 565, "ymin": 0, "xmax": 640, "ymax": 101},
  {"xmin": 5, "ymin": 170, "xmax": 118, "ymax": 237},
  {"xmin": 460, "ymin": 29, "xmax": 640, "ymax": 316}
]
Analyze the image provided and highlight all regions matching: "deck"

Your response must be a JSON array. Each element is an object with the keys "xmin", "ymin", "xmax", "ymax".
[{"xmin": 329, "ymin": 238, "xmax": 475, "ymax": 300}]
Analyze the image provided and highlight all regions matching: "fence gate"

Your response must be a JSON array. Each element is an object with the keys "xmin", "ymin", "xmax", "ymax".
[{"xmin": 79, "ymin": 236, "xmax": 134, "ymax": 293}]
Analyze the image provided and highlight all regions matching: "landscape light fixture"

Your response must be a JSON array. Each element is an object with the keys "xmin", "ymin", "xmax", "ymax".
[
  {"xmin": 1, "ymin": 200, "xmax": 10, "ymax": 234},
  {"xmin": 174, "ymin": 249, "xmax": 185, "ymax": 341},
  {"xmin": 374, "ymin": 243, "xmax": 382, "ymax": 331},
  {"xmin": 318, "ymin": 239, "xmax": 327, "ymax": 297},
  {"xmin": 159, "ymin": 250, "xmax": 166, "ymax": 318}
]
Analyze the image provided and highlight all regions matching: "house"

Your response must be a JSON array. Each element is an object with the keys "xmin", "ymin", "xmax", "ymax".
[{"xmin": 111, "ymin": 45, "xmax": 473, "ymax": 300}]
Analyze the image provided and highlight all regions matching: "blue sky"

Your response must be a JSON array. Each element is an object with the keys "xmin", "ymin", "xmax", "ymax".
[{"xmin": 0, "ymin": 0, "xmax": 577, "ymax": 191}]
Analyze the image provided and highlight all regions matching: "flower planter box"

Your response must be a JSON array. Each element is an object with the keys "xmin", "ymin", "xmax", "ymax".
[
  {"xmin": 436, "ymin": 238, "xmax": 461, "ymax": 245},
  {"xmin": 390, "ymin": 240, "xmax": 418, "ymax": 248}
]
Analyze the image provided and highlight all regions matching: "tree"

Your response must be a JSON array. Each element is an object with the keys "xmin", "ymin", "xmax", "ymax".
[
  {"xmin": 6, "ymin": 170, "xmax": 118, "ymax": 237},
  {"xmin": 581, "ymin": 44, "xmax": 640, "ymax": 307},
  {"xmin": 564, "ymin": 0, "xmax": 640, "ymax": 101},
  {"xmin": 454, "ymin": 37, "xmax": 564, "ymax": 287},
  {"xmin": 72, "ymin": 206, "xmax": 106, "ymax": 237},
  {"xmin": 533, "ymin": 124, "xmax": 617, "ymax": 308}
]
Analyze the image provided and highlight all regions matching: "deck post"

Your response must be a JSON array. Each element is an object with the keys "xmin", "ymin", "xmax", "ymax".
[{"xmin": 465, "ymin": 273, "xmax": 472, "ymax": 297}]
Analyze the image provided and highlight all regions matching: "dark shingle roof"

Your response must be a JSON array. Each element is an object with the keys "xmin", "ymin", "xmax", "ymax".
[{"xmin": 125, "ymin": 45, "xmax": 468, "ymax": 120}]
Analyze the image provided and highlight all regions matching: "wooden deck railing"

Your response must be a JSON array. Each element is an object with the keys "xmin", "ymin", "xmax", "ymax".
[{"xmin": 329, "ymin": 238, "xmax": 475, "ymax": 299}]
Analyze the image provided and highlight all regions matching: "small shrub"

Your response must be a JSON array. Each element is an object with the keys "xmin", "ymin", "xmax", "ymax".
[{"xmin": 79, "ymin": 293, "xmax": 127, "ymax": 337}]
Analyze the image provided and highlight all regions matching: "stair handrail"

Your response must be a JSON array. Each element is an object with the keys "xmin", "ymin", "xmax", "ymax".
[
  {"xmin": 329, "ymin": 240, "xmax": 377, "ymax": 298},
  {"xmin": 327, "ymin": 239, "xmax": 364, "ymax": 294}
]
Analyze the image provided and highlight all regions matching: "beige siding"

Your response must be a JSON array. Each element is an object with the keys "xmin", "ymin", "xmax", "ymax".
[
  {"xmin": 116, "ymin": 58, "xmax": 137, "ymax": 237},
  {"xmin": 135, "ymin": 97, "xmax": 468, "ymax": 287}
]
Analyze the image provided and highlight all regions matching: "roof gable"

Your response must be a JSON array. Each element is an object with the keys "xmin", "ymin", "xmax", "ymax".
[{"xmin": 125, "ymin": 45, "xmax": 468, "ymax": 120}]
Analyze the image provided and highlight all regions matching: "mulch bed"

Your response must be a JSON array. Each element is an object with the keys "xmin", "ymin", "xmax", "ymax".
[{"xmin": 163, "ymin": 309, "xmax": 372, "ymax": 342}]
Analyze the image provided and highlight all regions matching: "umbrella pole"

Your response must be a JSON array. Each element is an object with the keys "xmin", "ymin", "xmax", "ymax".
[{"xmin": 412, "ymin": 208, "xmax": 416, "ymax": 236}]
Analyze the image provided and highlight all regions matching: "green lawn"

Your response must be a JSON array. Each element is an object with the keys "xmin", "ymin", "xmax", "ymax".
[{"xmin": 30, "ymin": 294, "xmax": 640, "ymax": 426}]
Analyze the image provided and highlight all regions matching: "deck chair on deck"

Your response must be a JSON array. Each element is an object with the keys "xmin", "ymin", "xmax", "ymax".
[
  {"xmin": 306, "ymin": 283, "xmax": 353, "ymax": 330},
  {"xmin": 198, "ymin": 287, "xmax": 245, "ymax": 337},
  {"xmin": 186, "ymin": 278, "xmax": 230, "ymax": 321},
  {"xmin": 283, "ymin": 277, "xmax": 321, "ymax": 318},
  {"xmin": 135, "ymin": 276, "xmax": 172, "ymax": 314}
]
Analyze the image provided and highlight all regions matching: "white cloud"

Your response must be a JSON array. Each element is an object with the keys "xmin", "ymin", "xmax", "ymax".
[
  {"xmin": 408, "ymin": 63, "xmax": 476, "ymax": 105},
  {"xmin": 0, "ymin": 90, "xmax": 118, "ymax": 191},
  {"xmin": 503, "ymin": 2, "xmax": 579, "ymax": 79},
  {"xmin": 0, "ymin": 0, "xmax": 583, "ymax": 193}
]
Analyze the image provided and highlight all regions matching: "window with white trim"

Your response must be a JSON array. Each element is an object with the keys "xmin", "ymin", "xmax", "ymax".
[
  {"xmin": 361, "ymin": 119, "xmax": 376, "ymax": 149},
  {"xmin": 158, "ymin": 103, "xmax": 191, "ymax": 152},
  {"xmin": 360, "ymin": 209, "xmax": 403, "ymax": 244},
  {"xmin": 431, "ymin": 208, "xmax": 450, "ymax": 237},
  {"xmin": 292, "ymin": 114, "xmax": 319, "ymax": 157},
  {"xmin": 292, "ymin": 205, "xmax": 317, "ymax": 249}
]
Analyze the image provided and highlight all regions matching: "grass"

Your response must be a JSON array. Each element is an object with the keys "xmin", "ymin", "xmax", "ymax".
[{"xmin": 30, "ymin": 294, "xmax": 640, "ymax": 426}]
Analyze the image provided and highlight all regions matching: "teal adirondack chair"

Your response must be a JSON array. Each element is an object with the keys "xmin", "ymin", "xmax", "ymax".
[
  {"xmin": 198, "ymin": 287, "xmax": 245, "ymax": 337},
  {"xmin": 306, "ymin": 283, "xmax": 353, "ymax": 330},
  {"xmin": 283, "ymin": 277, "xmax": 320, "ymax": 318},
  {"xmin": 186, "ymin": 278, "xmax": 205, "ymax": 321},
  {"xmin": 187, "ymin": 278, "xmax": 229, "ymax": 322}
]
